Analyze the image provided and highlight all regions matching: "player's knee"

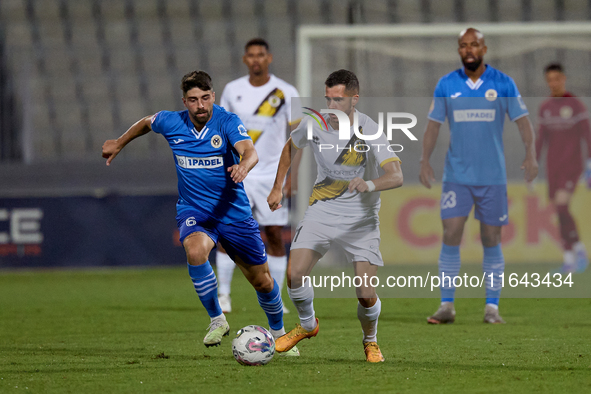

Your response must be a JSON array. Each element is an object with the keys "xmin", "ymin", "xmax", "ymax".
[
  {"xmin": 554, "ymin": 190, "xmax": 571, "ymax": 206},
  {"xmin": 442, "ymin": 227, "xmax": 463, "ymax": 245},
  {"xmin": 480, "ymin": 232, "xmax": 500, "ymax": 248},
  {"xmin": 289, "ymin": 268, "xmax": 308, "ymax": 288},
  {"xmin": 185, "ymin": 247, "xmax": 209, "ymax": 266},
  {"xmin": 358, "ymin": 297, "xmax": 377, "ymax": 308},
  {"xmin": 251, "ymin": 272, "xmax": 274, "ymax": 292}
]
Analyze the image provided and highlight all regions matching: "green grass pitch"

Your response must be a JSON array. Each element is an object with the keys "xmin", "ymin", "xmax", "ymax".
[{"xmin": 1, "ymin": 267, "xmax": 590, "ymax": 393}]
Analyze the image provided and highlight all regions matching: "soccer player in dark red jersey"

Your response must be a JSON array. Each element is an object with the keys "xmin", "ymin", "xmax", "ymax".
[{"xmin": 536, "ymin": 63, "xmax": 591, "ymax": 273}]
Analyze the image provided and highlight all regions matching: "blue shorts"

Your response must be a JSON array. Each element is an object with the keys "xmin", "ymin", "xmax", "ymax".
[
  {"xmin": 176, "ymin": 208, "xmax": 267, "ymax": 265},
  {"xmin": 440, "ymin": 182, "xmax": 508, "ymax": 226}
]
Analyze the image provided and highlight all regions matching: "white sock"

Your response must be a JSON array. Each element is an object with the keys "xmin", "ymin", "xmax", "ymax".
[
  {"xmin": 573, "ymin": 242, "xmax": 586, "ymax": 254},
  {"xmin": 211, "ymin": 313, "xmax": 226, "ymax": 323},
  {"xmin": 216, "ymin": 251, "xmax": 235, "ymax": 295},
  {"xmin": 564, "ymin": 250, "xmax": 575, "ymax": 268},
  {"xmin": 357, "ymin": 298, "xmax": 381, "ymax": 343},
  {"xmin": 486, "ymin": 303, "xmax": 499, "ymax": 310},
  {"xmin": 287, "ymin": 285, "xmax": 316, "ymax": 332},
  {"xmin": 267, "ymin": 255, "xmax": 287, "ymax": 291},
  {"xmin": 441, "ymin": 301, "xmax": 454, "ymax": 307},
  {"xmin": 270, "ymin": 327, "xmax": 285, "ymax": 339}
]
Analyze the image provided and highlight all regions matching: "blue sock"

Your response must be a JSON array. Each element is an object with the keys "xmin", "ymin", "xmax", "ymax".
[
  {"xmin": 256, "ymin": 280, "xmax": 284, "ymax": 331},
  {"xmin": 483, "ymin": 245, "xmax": 504, "ymax": 306},
  {"xmin": 439, "ymin": 243, "xmax": 461, "ymax": 303},
  {"xmin": 188, "ymin": 262, "xmax": 223, "ymax": 318}
]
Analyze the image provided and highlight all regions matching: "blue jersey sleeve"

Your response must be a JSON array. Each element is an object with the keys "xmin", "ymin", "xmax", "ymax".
[
  {"xmin": 150, "ymin": 111, "xmax": 175, "ymax": 136},
  {"xmin": 223, "ymin": 113, "xmax": 252, "ymax": 146},
  {"xmin": 428, "ymin": 79, "xmax": 446, "ymax": 124},
  {"xmin": 505, "ymin": 77, "xmax": 529, "ymax": 122}
]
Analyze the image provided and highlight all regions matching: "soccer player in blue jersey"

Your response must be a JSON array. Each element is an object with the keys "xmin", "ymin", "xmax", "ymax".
[
  {"xmin": 419, "ymin": 28, "xmax": 538, "ymax": 324},
  {"xmin": 102, "ymin": 71, "xmax": 295, "ymax": 352}
]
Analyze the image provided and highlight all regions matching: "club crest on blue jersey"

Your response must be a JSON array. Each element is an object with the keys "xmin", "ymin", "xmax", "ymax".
[
  {"xmin": 211, "ymin": 135, "xmax": 223, "ymax": 149},
  {"xmin": 485, "ymin": 89, "xmax": 497, "ymax": 101},
  {"xmin": 150, "ymin": 104, "xmax": 253, "ymax": 224}
]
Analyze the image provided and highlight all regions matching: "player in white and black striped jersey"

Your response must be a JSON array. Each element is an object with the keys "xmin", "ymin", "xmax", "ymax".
[{"xmin": 216, "ymin": 38, "xmax": 303, "ymax": 317}]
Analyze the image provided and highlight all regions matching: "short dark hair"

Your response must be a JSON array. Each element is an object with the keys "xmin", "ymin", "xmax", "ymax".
[
  {"xmin": 325, "ymin": 69, "xmax": 359, "ymax": 95},
  {"xmin": 181, "ymin": 71, "xmax": 213, "ymax": 95},
  {"xmin": 245, "ymin": 38, "xmax": 270, "ymax": 52},
  {"xmin": 545, "ymin": 63, "xmax": 564, "ymax": 74}
]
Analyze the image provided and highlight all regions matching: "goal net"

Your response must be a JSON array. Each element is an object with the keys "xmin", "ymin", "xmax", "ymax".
[{"xmin": 290, "ymin": 22, "xmax": 591, "ymax": 273}]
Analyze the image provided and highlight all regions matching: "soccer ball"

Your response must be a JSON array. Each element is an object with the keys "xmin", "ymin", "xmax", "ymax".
[{"xmin": 231, "ymin": 325, "xmax": 275, "ymax": 366}]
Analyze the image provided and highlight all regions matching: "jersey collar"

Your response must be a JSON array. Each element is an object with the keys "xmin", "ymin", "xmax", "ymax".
[
  {"xmin": 460, "ymin": 64, "xmax": 490, "ymax": 90},
  {"xmin": 326, "ymin": 109, "xmax": 359, "ymax": 134},
  {"xmin": 187, "ymin": 105, "xmax": 219, "ymax": 132},
  {"xmin": 246, "ymin": 74, "xmax": 275, "ymax": 89}
]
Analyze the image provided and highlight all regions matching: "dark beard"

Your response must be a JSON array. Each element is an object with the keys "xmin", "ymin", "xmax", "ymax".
[
  {"xmin": 194, "ymin": 111, "xmax": 210, "ymax": 125},
  {"xmin": 462, "ymin": 57, "xmax": 482, "ymax": 72}
]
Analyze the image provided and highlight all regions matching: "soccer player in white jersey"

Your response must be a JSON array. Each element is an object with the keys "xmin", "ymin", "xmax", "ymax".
[
  {"xmin": 267, "ymin": 70, "xmax": 403, "ymax": 362},
  {"xmin": 420, "ymin": 28, "xmax": 538, "ymax": 324},
  {"xmin": 217, "ymin": 38, "xmax": 302, "ymax": 314}
]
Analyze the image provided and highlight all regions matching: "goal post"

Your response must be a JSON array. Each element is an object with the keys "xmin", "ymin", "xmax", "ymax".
[
  {"xmin": 297, "ymin": 22, "xmax": 591, "ymax": 96},
  {"xmin": 292, "ymin": 22, "xmax": 591, "ymax": 224}
]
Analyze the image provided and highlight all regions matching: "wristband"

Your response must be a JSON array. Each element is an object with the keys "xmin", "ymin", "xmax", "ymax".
[{"xmin": 366, "ymin": 180, "xmax": 376, "ymax": 192}]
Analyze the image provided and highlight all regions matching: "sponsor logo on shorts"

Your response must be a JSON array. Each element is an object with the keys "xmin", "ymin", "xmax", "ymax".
[
  {"xmin": 453, "ymin": 109, "xmax": 496, "ymax": 122},
  {"xmin": 440, "ymin": 191, "xmax": 457, "ymax": 209},
  {"xmin": 499, "ymin": 214, "xmax": 508, "ymax": 222},
  {"xmin": 176, "ymin": 155, "xmax": 223, "ymax": 169}
]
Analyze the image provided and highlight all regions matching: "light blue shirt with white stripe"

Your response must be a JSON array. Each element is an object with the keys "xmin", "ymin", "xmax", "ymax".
[{"xmin": 428, "ymin": 65, "xmax": 528, "ymax": 185}]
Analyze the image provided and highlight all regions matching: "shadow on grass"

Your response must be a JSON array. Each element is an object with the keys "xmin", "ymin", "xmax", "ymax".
[
  {"xmin": 309, "ymin": 356, "xmax": 589, "ymax": 373},
  {"xmin": 0, "ymin": 346, "xmax": 234, "ymax": 361},
  {"xmin": 105, "ymin": 306, "xmax": 199, "ymax": 312},
  {"xmin": 0, "ymin": 352, "xmax": 237, "ymax": 374}
]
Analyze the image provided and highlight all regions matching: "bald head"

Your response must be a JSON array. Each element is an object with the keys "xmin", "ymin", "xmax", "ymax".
[
  {"xmin": 458, "ymin": 27, "xmax": 487, "ymax": 73},
  {"xmin": 458, "ymin": 28, "xmax": 485, "ymax": 45}
]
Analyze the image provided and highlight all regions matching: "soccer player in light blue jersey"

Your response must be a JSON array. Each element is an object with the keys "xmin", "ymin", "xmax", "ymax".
[
  {"xmin": 102, "ymin": 71, "xmax": 296, "ymax": 352},
  {"xmin": 419, "ymin": 28, "xmax": 538, "ymax": 324}
]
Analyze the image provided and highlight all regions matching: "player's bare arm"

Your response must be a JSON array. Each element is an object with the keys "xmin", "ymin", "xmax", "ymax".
[
  {"xmin": 267, "ymin": 137, "xmax": 294, "ymax": 211},
  {"xmin": 102, "ymin": 116, "xmax": 153, "ymax": 165},
  {"xmin": 283, "ymin": 145, "xmax": 303, "ymax": 197},
  {"xmin": 281, "ymin": 121, "xmax": 303, "ymax": 196},
  {"xmin": 229, "ymin": 139, "xmax": 258, "ymax": 183},
  {"xmin": 348, "ymin": 161, "xmax": 403, "ymax": 193},
  {"xmin": 419, "ymin": 120, "xmax": 442, "ymax": 189},
  {"xmin": 515, "ymin": 116, "xmax": 539, "ymax": 182}
]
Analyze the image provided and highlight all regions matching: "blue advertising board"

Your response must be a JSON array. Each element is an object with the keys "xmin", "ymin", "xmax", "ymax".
[{"xmin": 0, "ymin": 195, "xmax": 187, "ymax": 268}]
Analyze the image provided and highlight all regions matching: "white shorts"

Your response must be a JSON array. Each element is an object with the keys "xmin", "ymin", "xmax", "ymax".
[
  {"xmin": 243, "ymin": 176, "xmax": 289, "ymax": 227},
  {"xmin": 291, "ymin": 210, "xmax": 383, "ymax": 266}
]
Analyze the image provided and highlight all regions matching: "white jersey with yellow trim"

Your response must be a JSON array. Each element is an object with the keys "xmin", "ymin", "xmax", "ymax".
[
  {"xmin": 291, "ymin": 110, "xmax": 400, "ymax": 217},
  {"xmin": 220, "ymin": 74, "xmax": 302, "ymax": 178}
]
